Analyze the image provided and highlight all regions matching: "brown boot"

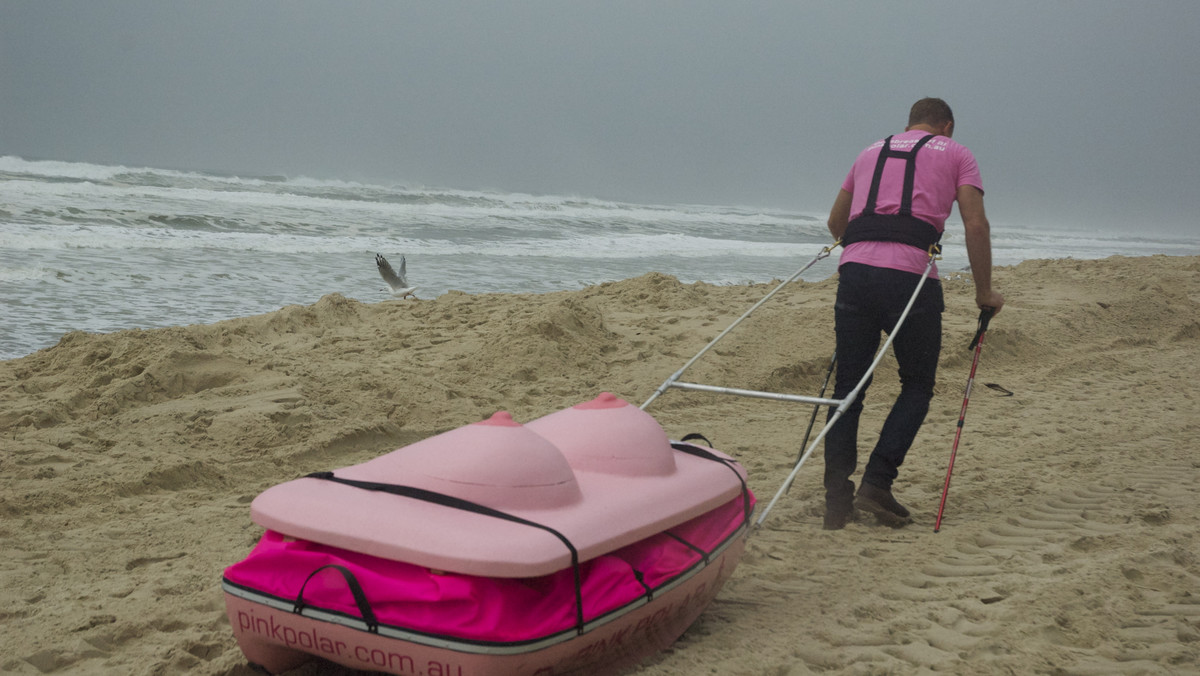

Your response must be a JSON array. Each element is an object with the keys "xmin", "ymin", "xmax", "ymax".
[
  {"xmin": 823, "ymin": 503, "xmax": 855, "ymax": 530},
  {"xmin": 854, "ymin": 483, "xmax": 912, "ymax": 527},
  {"xmin": 824, "ymin": 481, "xmax": 856, "ymax": 531}
]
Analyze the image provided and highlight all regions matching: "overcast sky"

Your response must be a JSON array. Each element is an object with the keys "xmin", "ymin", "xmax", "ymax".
[{"xmin": 3, "ymin": 2, "xmax": 1198, "ymax": 233}]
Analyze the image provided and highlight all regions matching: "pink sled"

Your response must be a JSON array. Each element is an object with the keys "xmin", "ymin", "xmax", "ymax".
[{"xmin": 223, "ymin": 392, "xmax": 754, "ymax": 675}]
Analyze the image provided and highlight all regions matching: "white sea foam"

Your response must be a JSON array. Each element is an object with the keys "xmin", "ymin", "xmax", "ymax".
[
  {"xmin": 0, "ymin": 266, "xmax": 57, "ymax": 283},
  {"xmin": 0, "ymin": 222, "xmax": 819, "ymax": 260},
  {"xmin": 2, "ymin": 156, "xmax": 1198, "ymax": 360}
]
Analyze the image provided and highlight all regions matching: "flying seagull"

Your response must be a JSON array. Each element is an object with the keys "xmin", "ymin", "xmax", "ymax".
[{"xmin": 375, "ymin": 253, "xmax": 418, "ymax": 299}]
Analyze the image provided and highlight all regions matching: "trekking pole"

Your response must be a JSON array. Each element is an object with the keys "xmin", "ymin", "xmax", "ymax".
[
  {"xmin": 785, "ymin": 351, "xmax": 836, "ymax": 494},
  {"xmin": 934, "ymin": 306, "xmax": 996, "ymax": 533}
]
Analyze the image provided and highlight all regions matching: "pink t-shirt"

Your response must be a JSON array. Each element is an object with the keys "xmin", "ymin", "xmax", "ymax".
[{"xmin": 839, "ymin": 129, "xmax": 983, "ymax": 276}]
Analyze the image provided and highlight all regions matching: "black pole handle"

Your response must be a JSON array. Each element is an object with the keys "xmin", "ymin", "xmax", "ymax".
[{"xmin": 968, "ymin": 307, "xmax": 995, "ymax": 351}]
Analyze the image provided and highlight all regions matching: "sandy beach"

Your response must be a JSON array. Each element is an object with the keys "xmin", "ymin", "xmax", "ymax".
[{"xmin": 2, "ymin": 254, "xmax": 1198, "ymax": 675}]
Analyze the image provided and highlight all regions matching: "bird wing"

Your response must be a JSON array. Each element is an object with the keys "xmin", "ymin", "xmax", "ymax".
[{"xmin": 375, "ymin": 253, "xmax": 408, "ymax": 289}]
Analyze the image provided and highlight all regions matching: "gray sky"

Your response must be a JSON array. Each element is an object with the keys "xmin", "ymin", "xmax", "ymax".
[{"xmin": 3, "ymin": 1, "xmax": 1198, "ymax": 233}]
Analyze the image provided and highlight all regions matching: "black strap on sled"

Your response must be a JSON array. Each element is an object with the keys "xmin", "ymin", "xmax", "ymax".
[
  {"xmin": 294, "ymin": 564, "xmax": 380, "ymax": 633},
  {"xmin": 665, "ymin": 531, "xmax": 710, "ymax": 565},
  {"xmin": 843, "ymin": 134, "xmax": 942, "ymax": 251},
  {"xmin": 305, "ymin": 472, "xmax": 587, "ymax": 636},
  {"xmin": 631, "ymin": 569, "xmax": 653, "ymax": 601},
  {"xmin": 622, "ymin": 442, "xmax": 748, "ymax": 605},
  {"xmin": 670, "ymin": 441, "xmax": 753, "ymax": 528}
]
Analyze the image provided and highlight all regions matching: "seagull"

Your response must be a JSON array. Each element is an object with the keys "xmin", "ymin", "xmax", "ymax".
[{"xmin": 375, "ymin": 253, "xmax": 418, "ymax": 299}]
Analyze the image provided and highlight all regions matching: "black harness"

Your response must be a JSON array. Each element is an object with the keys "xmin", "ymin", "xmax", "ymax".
[{"xmin": 842, "ymin": 134, "xmax": 941, "ymax": 251}]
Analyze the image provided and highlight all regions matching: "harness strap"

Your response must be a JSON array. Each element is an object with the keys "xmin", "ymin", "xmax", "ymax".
[
  {"xmin": 863, "ymin": 134, "xmax": 935, "ymax": 217},
  {"xmin": 847, "ymin": 134, "xmax": 942, "ymax": 251},
  {"xmin": 305, "ymin": 471, "xmax": 587, "ymax": 635},
  {"xmin": 842, "ymin": 213, "xmax": 941, "ymax": 250}
]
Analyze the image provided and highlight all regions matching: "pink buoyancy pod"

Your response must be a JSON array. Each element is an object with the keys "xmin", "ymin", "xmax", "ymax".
[{"xmin": 526, "ymin": 392, "xmax": 677, "ymax": 476}]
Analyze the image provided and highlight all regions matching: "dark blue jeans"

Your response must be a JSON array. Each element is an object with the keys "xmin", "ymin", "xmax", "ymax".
[{"xmin": 824, "ymin": 263, "xmax": 943, "ymax": 508}]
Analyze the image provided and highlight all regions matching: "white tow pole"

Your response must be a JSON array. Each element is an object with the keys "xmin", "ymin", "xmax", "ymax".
[
  {"xmin": 754, "ymin": 250, "xmax": 940, "ymax": 528},
  {"xmin": 638, "ymin": 241, "xmax": 943, "ymax": 531},
  {"xmin": 640, "ymin": 242, "xmax": 841, "ymax": 412}
]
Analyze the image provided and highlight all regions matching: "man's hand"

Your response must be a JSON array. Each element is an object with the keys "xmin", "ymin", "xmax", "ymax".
[{"xmin": 976, "ymin": 290, "xmax": 1005, "ymax": 314}]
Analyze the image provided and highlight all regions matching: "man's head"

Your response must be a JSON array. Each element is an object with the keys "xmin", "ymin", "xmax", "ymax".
[{"xmin": 906, "ymin": 98, "xmax": 955, "ymax": 137}]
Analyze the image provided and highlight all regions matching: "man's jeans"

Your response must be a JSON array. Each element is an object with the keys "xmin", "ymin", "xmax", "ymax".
[{"xmin": 823, "ymin": 263, "xmax": 944, "ymax": 507}]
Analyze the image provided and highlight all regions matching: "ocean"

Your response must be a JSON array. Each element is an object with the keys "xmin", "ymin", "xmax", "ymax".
[{"xmin": 3, "ymin": 155, "xmax": 1198, "ymax": 362}]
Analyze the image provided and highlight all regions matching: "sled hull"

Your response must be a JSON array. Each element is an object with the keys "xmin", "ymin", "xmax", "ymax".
[{"xmin": 225, "ymin": 526, "xmax": 747, "ymax": 676}]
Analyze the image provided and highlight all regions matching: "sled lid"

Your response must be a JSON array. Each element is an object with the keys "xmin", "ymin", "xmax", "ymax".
[{"xmin": 250, "ymin": 395, "xmax": 746, "ymax": 577}]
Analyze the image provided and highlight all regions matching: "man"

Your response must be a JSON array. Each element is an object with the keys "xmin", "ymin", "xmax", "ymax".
[{"xmin": 822, "ymin": 98, "xmax": 1004, "ymax": 530}]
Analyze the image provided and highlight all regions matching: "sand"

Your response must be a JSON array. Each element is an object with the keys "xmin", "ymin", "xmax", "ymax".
[{"xmin": 2, "ymin": 254, "xmax": 1198, "ymax": 675}]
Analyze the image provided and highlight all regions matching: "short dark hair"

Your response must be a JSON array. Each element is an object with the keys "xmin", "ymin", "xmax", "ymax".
[{"xmin": 908, "ymin": 98, "xmax": 954, "ymax": 127}]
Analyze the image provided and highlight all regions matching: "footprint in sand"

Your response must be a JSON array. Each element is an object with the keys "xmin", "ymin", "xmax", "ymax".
[{"xmin": 793, "ymin": 463, "xmax": 1200, "ymax": 673}]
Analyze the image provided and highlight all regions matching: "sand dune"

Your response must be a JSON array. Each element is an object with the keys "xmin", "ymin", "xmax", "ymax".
[{"xmin": 2, "ymin": 255, "xmax": 1198, "ymax": 675}]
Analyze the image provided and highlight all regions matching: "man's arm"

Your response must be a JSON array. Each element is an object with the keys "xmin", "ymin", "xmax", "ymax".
[
  {"xmin": 827, "ymin": 189, "xmax": 853, "ymax": 240},
  {"xmin": 957, "ymin": 185, "xmax": 1005, "ymax": 313}
]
